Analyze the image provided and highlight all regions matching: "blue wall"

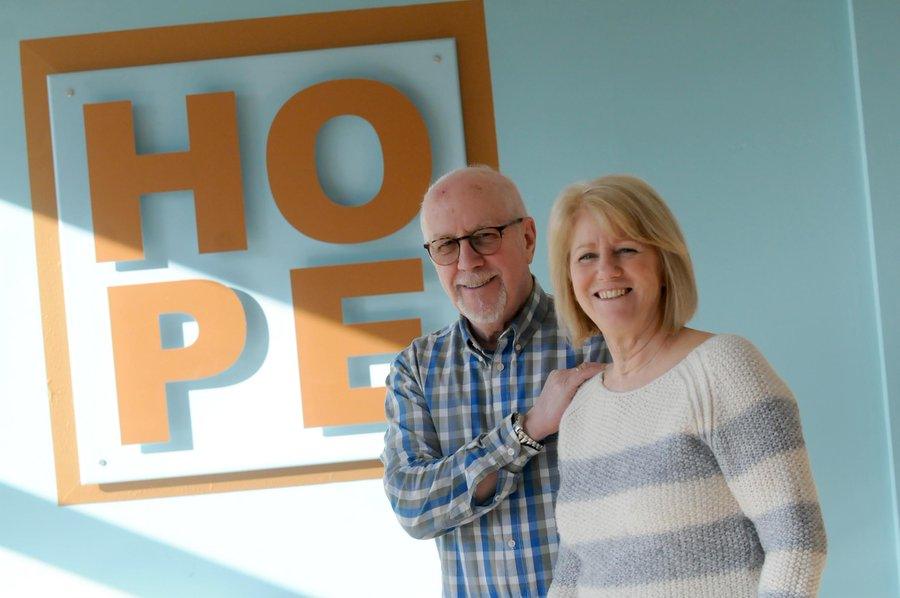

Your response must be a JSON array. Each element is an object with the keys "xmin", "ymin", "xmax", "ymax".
[
  {"xmin": 853, "ymin": 0, "xmax": 900, "ymax": 581},
  {"xmin": 1, "ymin": 1, "xmax": 897, "ymax": 595}
]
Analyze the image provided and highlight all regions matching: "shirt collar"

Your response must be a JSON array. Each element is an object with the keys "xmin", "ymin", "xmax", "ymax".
[{"xmin": 458, "ymin": 277, "xmax": 550, "ymax": 356}]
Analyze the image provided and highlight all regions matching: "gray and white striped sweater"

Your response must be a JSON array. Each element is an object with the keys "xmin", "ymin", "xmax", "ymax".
[{"xmin": 550, "ymin": 334, "xmax": 826, "ymax": 597}]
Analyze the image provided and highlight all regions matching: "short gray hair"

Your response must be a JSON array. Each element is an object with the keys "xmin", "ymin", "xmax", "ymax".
[{"xmin": 420, "ymin": 165, "xmax": 527, "ymax": 236}]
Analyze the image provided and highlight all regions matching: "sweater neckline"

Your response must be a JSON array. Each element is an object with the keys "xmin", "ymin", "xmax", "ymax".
[{"xmin": 597, "ymin": 333, "xmax": 723, "ymax": 396}]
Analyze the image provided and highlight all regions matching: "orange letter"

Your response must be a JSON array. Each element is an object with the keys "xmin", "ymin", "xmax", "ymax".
[
  {"xmin": 84, "ymin": 92, "xmax": 247, "ymax": 262},
  {"xmin": 267, "ymin": 79, "xmax": 431, "ymax": 243},
  {"xmin": 107, "ymin": 280, "xmax": 247, "ymax": 444},
  {"xmin": 292, "ymin": 259, "xmax": 423, "ymax": 428}
]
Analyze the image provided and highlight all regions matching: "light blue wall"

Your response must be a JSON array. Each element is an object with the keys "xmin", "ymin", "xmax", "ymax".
[
  {"xmin": 1, "ymin": 1, "xmax": 897, "ymax": 595},
  {"xmin": 484, "ymin": 2, "xmax": 898, "ymax": 595},
  {"xmin": 853, "ymin": 0, "xmax": 900, "ymax": 582}
]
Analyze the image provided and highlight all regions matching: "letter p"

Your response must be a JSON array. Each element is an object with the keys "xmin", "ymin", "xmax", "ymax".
[{"xmin": 107, "ymin": 280, "xmax": 247, "ymax": 445}]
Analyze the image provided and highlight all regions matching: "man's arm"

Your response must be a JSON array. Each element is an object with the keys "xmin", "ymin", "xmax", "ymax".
[
  {"xmin": 473, "ymin": 472, "xmax": 498, "ymax": 503},
  {"xmin": 381, "ymin": 353, "xmax": 536, "ymax": 540},
  {"xmin": 382, "ymin": 350, "xmax": 605, "ymax": 540},
  {"xmin": 467, "ymin": 351, "xmax": 606, "ymax": 504}
]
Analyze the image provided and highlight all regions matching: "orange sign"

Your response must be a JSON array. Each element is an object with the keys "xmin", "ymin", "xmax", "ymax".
[{"xmin": 22, "ymin": 0, "xmax": 497, "ymax": 505}]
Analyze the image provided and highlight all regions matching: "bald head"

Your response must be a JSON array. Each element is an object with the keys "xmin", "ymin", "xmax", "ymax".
[
  {"xmin": 421, "ymin": 166, "xmax": 527, "ymax": 239},
  {"xmin": 418, "ymin": 165, "xmax": 537, "ymax": 346}
]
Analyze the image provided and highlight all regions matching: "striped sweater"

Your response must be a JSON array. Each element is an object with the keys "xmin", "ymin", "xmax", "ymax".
[{"xmin": 550, "ymin": 334, "xmax": 826, "ymax": 597}]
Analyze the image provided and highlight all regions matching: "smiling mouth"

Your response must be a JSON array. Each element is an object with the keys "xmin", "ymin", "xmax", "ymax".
[
  {"xmin": 458, "ymin": 276, "xmax": 496, "ymax": 290},
  {"xmin": 594, "ymin": 288, "xmax": 632, "ymax": 300}
]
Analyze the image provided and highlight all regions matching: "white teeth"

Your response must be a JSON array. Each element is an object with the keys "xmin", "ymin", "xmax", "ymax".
[
  {"xmin": 460, "ymin": 277, "xmax": 493, "ymax": 289},
  {"xmin": 597, "ymin": 288, "xmax": 628, "ymax": 300}
]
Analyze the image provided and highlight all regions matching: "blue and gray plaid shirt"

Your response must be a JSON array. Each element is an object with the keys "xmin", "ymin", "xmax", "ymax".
[{"xmin": 382, "ymin": 281, "xmax": 608, "ymax": 597}]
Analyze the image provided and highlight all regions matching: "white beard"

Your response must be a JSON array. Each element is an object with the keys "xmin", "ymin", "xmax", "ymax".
[{"xmin": 455, "ymin": 281, "xmax": 508, "ymax": 326}]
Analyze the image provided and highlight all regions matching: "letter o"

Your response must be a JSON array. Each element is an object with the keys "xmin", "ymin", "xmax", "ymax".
[{"xmin": 266, "ymin": 79, "xmax": 432, "ymax": 243}]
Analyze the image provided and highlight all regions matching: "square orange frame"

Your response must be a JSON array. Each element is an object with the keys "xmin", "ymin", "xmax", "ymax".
[{"xmin": 21, "ymin": 0, "xmax": 497, "ymax": 505}]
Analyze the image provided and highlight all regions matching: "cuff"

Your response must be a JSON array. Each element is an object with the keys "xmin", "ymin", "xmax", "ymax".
[{"xmin": 477, "ymin": 414, "xmax": 540, "ymax": 475}]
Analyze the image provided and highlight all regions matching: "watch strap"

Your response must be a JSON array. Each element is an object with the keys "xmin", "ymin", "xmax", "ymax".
[{"xmin": 512, "ymin": 412, "xmax": 544, "ymax": 451}]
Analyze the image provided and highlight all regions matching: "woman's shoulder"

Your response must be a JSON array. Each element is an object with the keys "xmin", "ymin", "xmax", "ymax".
[
  {"xmin": 677, "ymin": 331, "xmax": 781, "ymax": 382},
  {"xmin": 662, "ymin": 328, "xmax": 717, "ymax": 367},
  {"xmin": 690, "ymin": 333, "xmax": 790, "ymax": 401},
  {"xmin": 673, "ymin": 328, "xmax": 715, "ymax": 353},
  {"xmin": 690, "ymin": 332, "xmax": 766, "ymax": 364},
  {"xmin": 565, "ymin": 371, "xmax": 605, "ymax": 415}
]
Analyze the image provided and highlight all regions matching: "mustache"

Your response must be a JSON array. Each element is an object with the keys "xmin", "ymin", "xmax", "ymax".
[{"xmin": 454, "ymin": 273, "xmax": 499, "ymax": 288}]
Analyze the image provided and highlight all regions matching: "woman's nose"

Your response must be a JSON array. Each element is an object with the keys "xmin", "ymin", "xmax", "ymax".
[{"xmin": 595, "ymin": 256, "xmax": 622, "ymax": 279}]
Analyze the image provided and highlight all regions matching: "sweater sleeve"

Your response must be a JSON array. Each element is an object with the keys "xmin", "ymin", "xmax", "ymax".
[
  {"xmin": 380, "ymin": 348, "xmax": 539, "ymax": 540},
  {"xmin": 547, "ymin": 542, "xmax": 581, "ymax": 597},
  {"xmin": 705, "ymin": 335, "xmax": 827, "ymax": 597}
]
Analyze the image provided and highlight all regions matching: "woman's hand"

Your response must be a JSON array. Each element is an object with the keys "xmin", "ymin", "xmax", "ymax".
[{"xmin": 523, "ymin": 362, "xmax": 606, "ymax": 441}]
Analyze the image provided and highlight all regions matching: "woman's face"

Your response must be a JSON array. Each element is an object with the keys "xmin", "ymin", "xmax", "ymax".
[{"xmin": 568, "ymin": 208, "xmax": 664, "ymax": 338}]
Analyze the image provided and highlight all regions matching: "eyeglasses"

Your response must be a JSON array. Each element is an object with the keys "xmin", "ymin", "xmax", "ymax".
[{"xmin": 423, "ymin": 218, "xmax": 525, "ymax": 266}]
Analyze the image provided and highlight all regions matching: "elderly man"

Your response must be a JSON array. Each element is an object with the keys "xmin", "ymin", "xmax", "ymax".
[{"xmin": 381, "ymin": 166, "xmax": 607, "ymax": 596}]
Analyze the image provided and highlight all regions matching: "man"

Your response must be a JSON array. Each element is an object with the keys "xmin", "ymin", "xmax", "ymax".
[{"xmin": 381, "ymin": 166, "xmax": 608, "ymax": 596}]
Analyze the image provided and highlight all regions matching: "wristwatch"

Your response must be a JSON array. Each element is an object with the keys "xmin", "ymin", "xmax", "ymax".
[{"xmin": 512, "ymin": 412, "xmax": 544, "ymax": 451}]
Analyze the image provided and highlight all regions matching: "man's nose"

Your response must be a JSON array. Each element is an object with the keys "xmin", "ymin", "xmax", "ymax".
[{"xmin": 456, "ymin": 239, "xmax": 485, "ymax": 270}]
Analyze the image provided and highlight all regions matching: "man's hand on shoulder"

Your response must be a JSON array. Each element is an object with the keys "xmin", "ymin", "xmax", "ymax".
[{"xmin": 523, "ymin": 362, "xmax": 606, "ymax": 441}]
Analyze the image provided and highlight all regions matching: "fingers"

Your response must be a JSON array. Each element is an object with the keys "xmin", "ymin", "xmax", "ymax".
[
  {"xmin": 532, "ymin": 364, "xmax": 602, "ymax": 438},
  {"xmin": 546, "ymin": 362, "xmax": 603, "ymax": 391},
  {"xmin": 573, "ymin": 361, "xmax": 604, "ymax": 380}
]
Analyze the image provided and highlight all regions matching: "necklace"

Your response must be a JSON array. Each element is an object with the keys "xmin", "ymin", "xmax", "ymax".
[{"xmin": 610, "ymin": 334, "xmax": 669, "ymax": 381}]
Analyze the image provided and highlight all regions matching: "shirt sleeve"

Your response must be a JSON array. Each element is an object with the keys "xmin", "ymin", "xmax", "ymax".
[
  {"xmin": 706, "ymin": 335, "xmax": 827, "ymax": 597},
  {"xmin": 584, "ymin": 334, "xmax": 612, "ymax": 365},
  {"xmin": 380, "ymin": 348, "xmax": 539, "ymax": 540}
]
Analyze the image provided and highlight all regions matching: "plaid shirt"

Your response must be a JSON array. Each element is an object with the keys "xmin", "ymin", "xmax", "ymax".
[{"xmin": 382, "ymin": 281, "xmax": 608, "ymax": 597}]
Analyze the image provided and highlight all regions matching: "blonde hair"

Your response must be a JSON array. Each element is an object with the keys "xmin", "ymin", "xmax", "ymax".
[{"xmin": 548, "ymin": 174, "xmax": 697, "ymax": 344}]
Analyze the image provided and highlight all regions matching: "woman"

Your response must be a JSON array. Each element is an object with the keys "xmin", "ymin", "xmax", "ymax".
[{"xmin": 547, "ymin": 175, "xmax": 826, "ymax": 597}]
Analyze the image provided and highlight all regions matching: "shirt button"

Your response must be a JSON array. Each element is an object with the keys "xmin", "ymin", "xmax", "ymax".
[
  {"xmin": 506, "ymin": 447, "xmax": 515, "ymax": 456},
  {"xmin": 497, "ymin": 363, "xmax": 505, "ymax": 371},
  {"xmin": 507, "ymin": 539, "xmax": 516, "ymax": 549},
  {"xmin": 515, "ymin": 344, "xmax": 522, "ymax": 352},
  {"xmin": 494, "ymin": 495, "xmax": 502, "ymax": 503}
]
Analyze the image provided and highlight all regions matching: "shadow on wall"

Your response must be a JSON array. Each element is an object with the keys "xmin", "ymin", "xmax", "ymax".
[
  {"xmin": 143, "ymin": 289, "xmax": 270, "ymax": 454},
  {"xmin": 0, "ymin": 483, "xmax": 307, "ymax": 597}
]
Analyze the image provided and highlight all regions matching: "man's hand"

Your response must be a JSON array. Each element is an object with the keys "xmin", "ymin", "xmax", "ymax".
[
  {"xmin": 476, "ymin": 363, "xmax": 603, "ymax": 504},
  {"xmin": 523, "ymin": 362, "xmax": 606, "ymax": 441}
]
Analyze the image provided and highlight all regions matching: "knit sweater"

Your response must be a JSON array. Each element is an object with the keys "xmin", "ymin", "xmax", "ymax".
[{"xmin": 549, "ymin": 334, "xmax": 826, "ymax": 597}]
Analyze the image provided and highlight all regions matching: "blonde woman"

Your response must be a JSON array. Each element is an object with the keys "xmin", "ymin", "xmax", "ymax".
[{"xmin": 547, "ymin": 175, "xmax": 826, "ymax": 597}]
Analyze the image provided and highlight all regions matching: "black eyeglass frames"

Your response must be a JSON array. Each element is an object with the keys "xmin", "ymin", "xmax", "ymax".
[{"xmin": 423, "ymin": 217, "xmax": 526, "ymax": 265}]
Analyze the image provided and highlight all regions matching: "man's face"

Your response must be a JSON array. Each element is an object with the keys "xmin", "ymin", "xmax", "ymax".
[{"xmin": 421, "ymin": 171, "xmax": 536, "ymax": 336}]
